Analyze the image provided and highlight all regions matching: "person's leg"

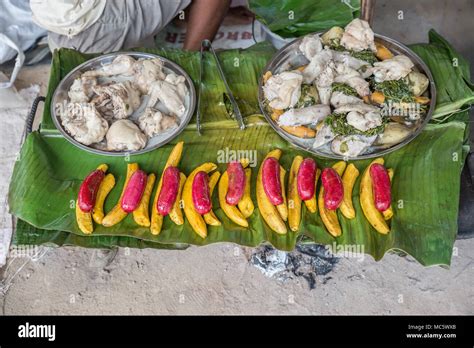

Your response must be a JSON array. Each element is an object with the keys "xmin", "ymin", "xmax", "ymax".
[{"xmin": 183, "ymin": 0, "xmax": 231, "ymax": 51}]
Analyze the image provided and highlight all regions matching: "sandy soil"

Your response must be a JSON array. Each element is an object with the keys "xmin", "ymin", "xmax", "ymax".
[{"xmin": 1, "ymin": 239, "xmax": 473, "ymax": 315}]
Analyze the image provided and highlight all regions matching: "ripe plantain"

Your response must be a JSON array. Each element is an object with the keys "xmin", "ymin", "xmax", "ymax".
[
  {"xmin": 102, "ymin": 163, "xmax": 139, "ymax": 227},
  {"xmin": 256, "ymin": 149, "xmax": 287, "ymax": 234},
  {"xmin": 319, "ymin": 161, "xmax": 346, "ymax": 237},
  {"xmin": 183, "ymin": 162, "xmax": 217, "ymax": 238},
  {"xmin": 150, "ymin": 142, "xmax": 184, "ymax": 235}
]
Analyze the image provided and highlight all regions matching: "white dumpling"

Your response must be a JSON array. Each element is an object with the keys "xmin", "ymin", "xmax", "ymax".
[{"xmin": 106, "ymin": 119, "xmax": 147, "ymax": 151}]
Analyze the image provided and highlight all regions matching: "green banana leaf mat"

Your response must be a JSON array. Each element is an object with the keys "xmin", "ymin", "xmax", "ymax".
[{"xmin": 9, "ymin": 31, "xmax": 473, "ymax": 266}]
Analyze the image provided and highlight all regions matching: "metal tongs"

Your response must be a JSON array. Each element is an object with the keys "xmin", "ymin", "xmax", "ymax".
[{"xmin": 196, "ymin": 39, "xmax": 245, "ymax": 135}]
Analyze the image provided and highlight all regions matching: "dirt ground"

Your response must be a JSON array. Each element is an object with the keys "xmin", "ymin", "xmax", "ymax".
[
  {"xmin": 1, "ymin": 0, "xmax": 473, "ymax": 315},
  {"xmin": 1, "ymin": 240, "xmax": 472, "ymax": 315}
]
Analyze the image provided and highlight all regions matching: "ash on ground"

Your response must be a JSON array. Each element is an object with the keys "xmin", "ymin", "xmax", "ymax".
[{"xmin": 249, "ymin": 244, "xmax": 339, "ymax": 289}]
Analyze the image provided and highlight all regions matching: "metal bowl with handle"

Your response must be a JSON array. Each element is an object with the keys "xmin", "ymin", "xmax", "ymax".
[
  {"xmin": 258, "ymin": 33, "xmax": 437, "ymax": 160},
  {"xmin": 51, "ymin": 52, "xmax": 196, "ymax": 156}
]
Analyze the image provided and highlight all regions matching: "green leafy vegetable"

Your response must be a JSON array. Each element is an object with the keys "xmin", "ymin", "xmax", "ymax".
[
  {"xmin": 332, "ymin": 82, "xmax": 358, "ymax": 97},
  {"xmin": 325, "ymin": 113, "xmax": 386, "ymax": 137},
  {"xmin": 248, "ymin": 0, "xmax": 360, "ymax": 38},
  {"xmin": 295, "ymin": 84, "xmax": 318, "ymax": 108},
  {"xmin": 350, "ymin": 49, "xmax": 378, "ymax": 65},
  {"xmin": 372, "ymin": 79, "xmax": 414, "ymax": 103}
]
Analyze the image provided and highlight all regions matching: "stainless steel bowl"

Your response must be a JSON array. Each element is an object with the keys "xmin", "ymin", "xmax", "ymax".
[
  {"xmin": 258, "ymin": 33, "xmax": 437, "ymax": 160},
  {"xmin": 52, "ymin": 51, "xmax": 196, "ymax": 156}
]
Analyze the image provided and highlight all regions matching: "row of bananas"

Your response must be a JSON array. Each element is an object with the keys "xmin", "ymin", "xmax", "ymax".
[{"xmin": 75, "ymin": 143, "xmax": 394, "ymax": 237}]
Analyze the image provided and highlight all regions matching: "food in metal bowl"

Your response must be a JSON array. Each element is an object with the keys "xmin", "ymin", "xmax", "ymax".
[
  {"xmin": 262, "ymin": 19, "xmax": 431, "ymax": 158},
  {"xmin": 59, "ymin": 54, "xmax": 189, "ymax": 152}
]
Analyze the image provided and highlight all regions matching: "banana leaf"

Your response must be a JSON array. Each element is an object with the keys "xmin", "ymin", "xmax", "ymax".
[
  {"xmin": 248, "ymin": 0, "xmax": 360, "ymax": 38},
  {"xmin": 8, "ymin": 36, "xmax": 469, "ymax": 266},
  {"xmin": 410, "ymin": 30, "xmax": 474, "ymax": 124}
]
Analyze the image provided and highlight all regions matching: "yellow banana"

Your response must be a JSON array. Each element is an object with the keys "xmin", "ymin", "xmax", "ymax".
[
  {"xmin": 133, "ymin": 173, "xmax": 156, "ymax": 227},
  {"xmin": 304, "ymin": 168, "xmax": 320, "ymax": 213},
  {"xmin": 288, "ymin": 156, "xmax": 303, "ymax": 232},
  {"xmin": 382, "ymin": 168, "xmax": 394, "ymax": 221},
  {"xmin": 256, "ymin": 149, "xmax": 287, "ymax": 234},
  {"xmin": 92, "ymin": 173, "xmax": 115, "ymax": 224},
  {"xmin": 237, "ymin": 168, "xmax": 254, "ymax": 218},
  {"xmin": 340, "ymin": 163, "xmax": 359, "ymax": 219},
  {"xmin": 76, "ymin": 203, "xmax": 93, "ymax": 234},
  {"xmin": 276, "ymin": 166, "xmax": 288, "ymax": 221},
  {"xmin": 203, "ymin": 171, "xmax": 221, "ymax": 226},
  {"xmin": 168, "ymin": 172, "xmax": 186, "ymax": 225},
  {"xmin": 360, "ymin": 158, "xmax": 390, "ymax": 234}
]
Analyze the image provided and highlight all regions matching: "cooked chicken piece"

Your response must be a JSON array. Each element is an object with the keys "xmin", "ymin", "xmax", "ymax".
[
  {"xmin": 330, "ymin": 91, "xmax": 363, "ymax": 108},
  {"xmin": 133, "ymin": 58, "xmax": 166, "ymax": 94},
  {"xmin": 82, "ymin": 55, "xmax": 136, "ymax": 78},
  {"xmin": 91, "ymin": 92, "xmax": 114, "ymax": 121},
  {"xmin": 302, "ymin": 49, "xmax": 333, "ymax": 84},
  {"xmin": 340, "ymin": 18, "xmax": 376, "ymax": 52},
  {"xmin": 313, "ymin": 122, "xmax": 336, "ymax": 149},
  {"xmin": 278, "ymin": 105, "xmax": 331, "ymax": 126},
  {"xmin": 334, "ymin": 63, "xmax": 370, "ymax": 97},
  {"xmin": 331, "ymin": 50, "xmax": 369, "ymax": 70},
  {"xmin": 138, "ymin": 107, "xmax": 179, "ymax": 137},
  {"xmin": 299, "ymin": 34, "xmax": 323, "ymax": 60},
  {"xmin": 315, "ymin": 61, "xmax": 336, "ymax": 104},
  {"xmin": 61, "ymin": 103, "xmax": 108, "ymax": 146},
  {"xmin": 334, "ymin": 103, "xmax": 380, "ymax": 114},
  {"xmin": 147, "ymin": 79, "xmax": 186, "ymax": 117},
  {"xmin": 331, "ymin": 134, "xmax": 377, "ymax": 157},
  {"xmin": 92, "ymin": 81, "xmax": 142, "ymax": 119},
  {"xmin": 68, "ymin": 76, "xmax": 97, "ymax": 103},
  {"xmin": 164, "ymin": 73, "xmax": 188, "ymax": 100},
  {"xmin": 373, "ymin": 55, "xmax": 414, "ymax": 82},
  {"xmin": 106, "ymin": 119, "xmax": 147, "ymax": 151},
  {"xmin": 263, "ymin": 70, "xmax": 303, "ymax": 110},
  {"xmin": 346, "ymin": 110, "xmax": 382, "ymax": 132}
]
